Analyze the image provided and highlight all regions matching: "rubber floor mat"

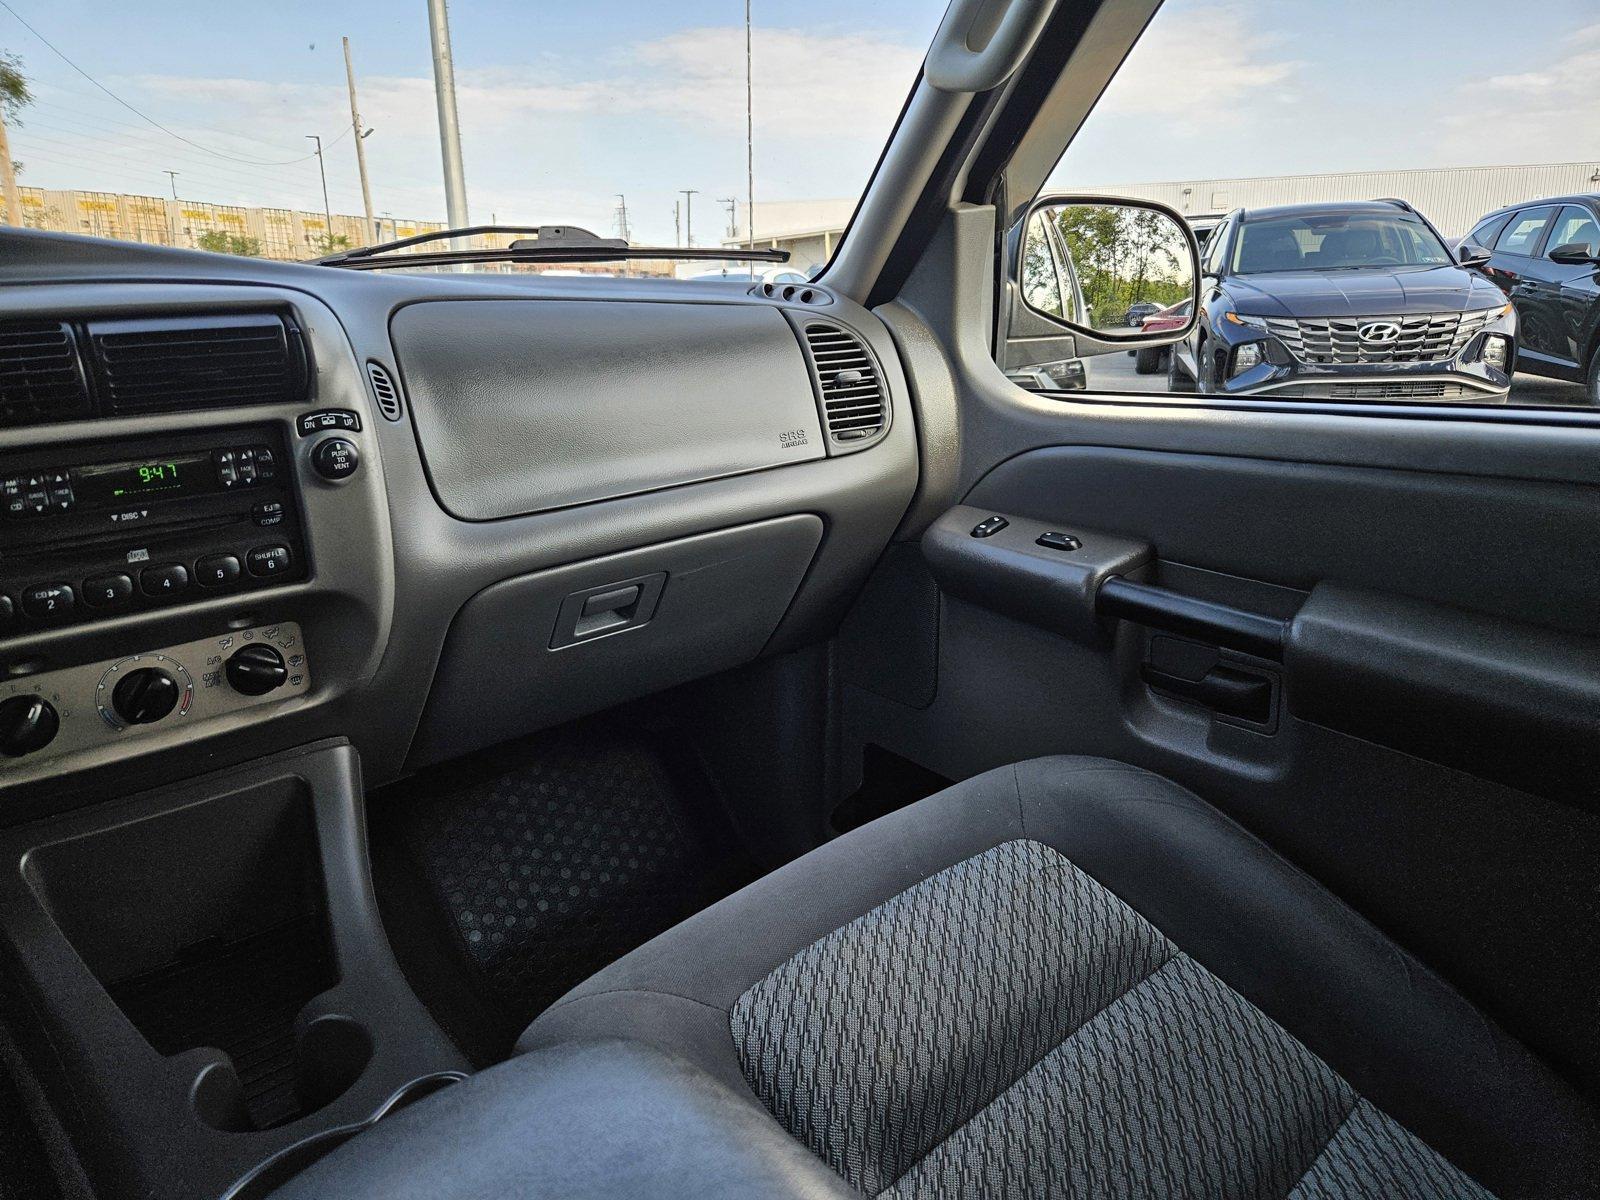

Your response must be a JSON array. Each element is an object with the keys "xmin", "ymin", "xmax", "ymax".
[{"xmin": 370, "ymin": 725, "xmax": 755, "ymax": 1061}]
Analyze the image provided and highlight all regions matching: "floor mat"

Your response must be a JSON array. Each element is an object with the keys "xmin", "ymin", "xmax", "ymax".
[{"xmin": 370, "ymin": 723, "xmax": 757, "ymax": 1062}]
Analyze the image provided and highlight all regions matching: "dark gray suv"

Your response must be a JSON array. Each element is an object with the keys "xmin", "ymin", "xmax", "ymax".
[{"xmin": 1172, "ymin": 200, "xmax": 1518, "ymax": 401}]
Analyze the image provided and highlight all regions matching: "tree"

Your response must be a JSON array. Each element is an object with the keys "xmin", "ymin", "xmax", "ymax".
[
  {"xmin": 0, "ymin": 52, "xmax": 28, "ymax": 120},
  {"xmin": 0, "ymin": 51, "xmax": 30, "ymax": 224},
  {"xmin": 1053, "ymin": 203, "xmax": 1189, "ymax": 326},
  {"xmin": 196, "ymin": 230, "xmax": 264, "ymax": 257},
  {"xmin": 308, "ymin": 231, "xmax": 351, "ymax": 255}
]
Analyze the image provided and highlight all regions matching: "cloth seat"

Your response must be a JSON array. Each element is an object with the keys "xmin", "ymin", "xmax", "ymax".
[{"xmin": 274, "ymin": 757, "xmax": 1600, "ymax": 1199}]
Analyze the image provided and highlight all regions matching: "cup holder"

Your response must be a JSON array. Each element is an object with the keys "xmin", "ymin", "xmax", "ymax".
[
  {"xmin": 192, "ymin": 1014, "xmax": 374, "ymax": 1133},
  {"xmin": 221, "ymin": 1072, "xmax": 466, "ymax": 1200}
]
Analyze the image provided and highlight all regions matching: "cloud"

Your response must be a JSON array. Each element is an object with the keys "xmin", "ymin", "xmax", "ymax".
[
  {"xmin": 92, "ymin": 24, "xmax": 923, "ymax": 237},
  {"xmin": 1085, "ymin": 3, "xmax": 1299, "ymax": 129},
  {"xmin": 1436, "ymin": 23, "xmax": 1600, "ymax": 162}
]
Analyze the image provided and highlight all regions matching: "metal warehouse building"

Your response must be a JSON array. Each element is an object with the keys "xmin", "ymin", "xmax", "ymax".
[{"xmin": 730, "ymin": 161, "xmax": 1600, "ymax": 268}]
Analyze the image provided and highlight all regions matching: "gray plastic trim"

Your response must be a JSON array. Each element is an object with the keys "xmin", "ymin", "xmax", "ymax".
[{"xmin": 393, "ymin": 299, "xmax": 827, "ymax": 520}]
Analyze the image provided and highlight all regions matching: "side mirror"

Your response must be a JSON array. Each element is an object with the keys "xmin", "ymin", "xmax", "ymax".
[
  {"xmin": 1548, "ymin": 241, "xmax": 1600, "ymax": 266},
  {"xmin": 1012, "ymin": 196, "xmax": 1198, "ymax": 353},
  {"xmin": 1456, "ymin": 241, "xmax": 1491, "ymax": 268}
]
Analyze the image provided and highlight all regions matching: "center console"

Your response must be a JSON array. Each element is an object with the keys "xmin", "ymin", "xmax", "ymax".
[
  {"xmin": 0, "ymin": 286, "xmax": 422, "ymax": 1198},
  {"xmin": 0, "ymin": 742, "xmax": 467, "ymax": 1200}
]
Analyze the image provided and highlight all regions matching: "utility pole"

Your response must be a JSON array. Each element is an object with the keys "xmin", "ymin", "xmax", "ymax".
[
  {"xmin": 680, "ymin": 189, "xmax": 697, "ymax": 247},
  {"xmin": 0, "ymin": 104, "xmax": 22, "ymax": 227},
  {"xmin": 164, "ymin": 170, "xmax": 180, "ymax": 200},
  {"xmin": 427, "ymin": 0, "xmax": 470, "ymax": 238},
  {"xmin": 343, "ymin": 37, "xmax": 377, "ymax": 244},
  {"xmin": 673, "ymin": 201, "xmax": 680, "ymax": 247},
  {"xmin": 307, "ymin": 135, "xmax": 333, "ymax": 249},
  {"xmin": 745, "ymin": 0, "xmax": 754, "ymax": 248},
  {"xmin": 615, "ymin": 193, "xmax": 630, "ymax": 242},
  {"xmin": 719, "ymin": 197, "xmax": 737, "ymax": 241}
]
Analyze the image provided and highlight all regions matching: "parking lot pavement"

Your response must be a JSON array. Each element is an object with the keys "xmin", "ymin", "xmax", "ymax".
[{"xmin": 1083, "ymin": 348, "xmax": 1592, "ymax": 406}]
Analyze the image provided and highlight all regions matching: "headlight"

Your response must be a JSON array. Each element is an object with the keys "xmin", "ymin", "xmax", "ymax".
[
  {"xmin": 1480, "ymin": 334, "xmax": 1511, "ymax": 370},
  {"xmin": 1230, "ymin": 342, "xmax": 1265, "ymax": 378},
  {"xmin": 1224, "ymin": 310, "xmax": 1271, "ymax": 332}
]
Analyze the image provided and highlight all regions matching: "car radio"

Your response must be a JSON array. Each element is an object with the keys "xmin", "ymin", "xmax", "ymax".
[{"xmin": 0, "ymin": 423, "xmax": 306, "ymax": 635}]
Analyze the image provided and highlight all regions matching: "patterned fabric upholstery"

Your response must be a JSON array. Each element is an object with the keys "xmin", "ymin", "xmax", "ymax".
[{"xmin": 729, "ymin": 840, "xmax": 1492, "ymax": 1200}]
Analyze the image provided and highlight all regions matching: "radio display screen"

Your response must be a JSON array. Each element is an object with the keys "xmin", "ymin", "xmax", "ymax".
[{"xmin": 74, "ymin": 451, "xmax": 219, "ymax": 506}]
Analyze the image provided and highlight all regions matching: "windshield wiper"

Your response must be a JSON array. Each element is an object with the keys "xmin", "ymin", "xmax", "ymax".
[{"xmin": 313, "ymin": 223, "xmax": 788, "ymax": 270}]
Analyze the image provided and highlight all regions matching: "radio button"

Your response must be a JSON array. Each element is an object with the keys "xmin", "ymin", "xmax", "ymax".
[
  {"xmin": 215, "ymin": 450, "xmax": 239, "ymax": 489},
  {"xmin": 0, "ymin": 595, "xmax": 14, "ymax": 631},
  {"xmin": 83, "ymin": 574, "xmax": 134, "ymax": 609},
  {"xmin": 252, "ymin": 500, "xmax": 285, "ymax": 527},
  {"xmin": 254, "ymin": 447, "xmax": 277, "ymax": 481},
  {"xmin": 23, "ymin": 488, "xmax": 48, "ymax": 516},
  {"xmin": 140, "ymin": 564, "xmax": 189, "ymax": 598},
  {"xmin": 196, "ymin": 554, "xmax": 242, "ymax": 588},
  {"xmin": 21, "ymin": 583, "xmax": 75, "ymax": 619},
  {"xmin": 246, "ymin": 544, "xmax": 292, "ymax": 578}
]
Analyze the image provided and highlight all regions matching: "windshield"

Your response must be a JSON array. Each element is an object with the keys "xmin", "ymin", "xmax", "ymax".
[
  {"xmin": 0, "ymin": 2, "xmax": 946, "ymax": 276},
  {"xmin": 1231, "ymin": 213, "xmax": 1452, "ymax": 274}
]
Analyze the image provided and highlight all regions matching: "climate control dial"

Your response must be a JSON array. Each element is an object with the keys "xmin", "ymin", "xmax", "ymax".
[
  {"xmin": 96, "ymin": 654, "xmax": 193, "ymax": 731},
  {"xmin": 0, "ymin": 695, "xmax": 58, "ymax": 757},
  {"xmin": 111, "ymin": 668, "xmax": 180, "ymax": 725},
  {"xmin": 226, "ymin": 644, "xmax": 288, "ymax": 696}
]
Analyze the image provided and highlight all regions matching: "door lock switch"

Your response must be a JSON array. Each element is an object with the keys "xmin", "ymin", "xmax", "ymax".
[{"xmin": 1036, "ymin": 531, "xmax": 1083, "ymax": 552}]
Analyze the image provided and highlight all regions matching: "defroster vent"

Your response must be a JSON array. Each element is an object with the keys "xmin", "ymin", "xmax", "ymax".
[
  {"xmin": 0, "ymin": 321, "xmax": 91, "ymax": 428},
  {"xmin": 803, "ymin": 322, "xmax": 886, "ymax": 445},
  {"xmin": 366, "ymin": 361, "xmax": 403, "ymax": 420},
  {"xmin": 88, "ymin": 313, "xmax": 307, "ymax": 415}
]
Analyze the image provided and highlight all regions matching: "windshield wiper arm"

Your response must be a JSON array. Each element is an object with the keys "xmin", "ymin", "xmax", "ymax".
[{"xmin": 313, "ymin": 223, "xmax": 788, "ymax": 269}]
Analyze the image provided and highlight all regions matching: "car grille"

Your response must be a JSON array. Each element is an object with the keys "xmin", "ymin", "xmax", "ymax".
[
  {"xmin": 1272, "ymin": 381, "xmax": 1473, "ymax": 400},
  {"xmin": 1261, "ymin": 310, "xmax": 1496, "ymax": 364}
]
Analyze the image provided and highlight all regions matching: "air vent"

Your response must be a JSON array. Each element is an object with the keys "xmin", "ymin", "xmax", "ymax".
[
  {"xmin": 88, "ymin": 313, "xmax": 306, "ymax": 415},
  {"xmin": 0, "ymin": 321, "xmax": 91, "ymax": 428},
  {"xmin": 803, "ymin": 322, "xmax": 885, "ymax": 445},
  {"xmin": 366, "ymin": 361, "xmax": 402, "ymax": 420}
]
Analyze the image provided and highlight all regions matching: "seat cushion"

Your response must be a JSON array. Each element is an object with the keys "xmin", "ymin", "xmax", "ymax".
[
  {"xmin": 275, "ymin": 756, "xmax": 1600, "ymax": 1199},
  {"xmin": 521, "ymin": 757, "xmax": 1600, "ymax": 1198}
]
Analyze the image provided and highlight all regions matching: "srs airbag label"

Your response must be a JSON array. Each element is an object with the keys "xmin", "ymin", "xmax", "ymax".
[{"xmin": 779, "ymin": 429, "xmax": 810, "ymax": 448}]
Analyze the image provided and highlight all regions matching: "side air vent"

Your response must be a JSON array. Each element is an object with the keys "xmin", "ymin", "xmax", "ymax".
[
  {"xmin": 803, "ymin": 322, "xmax": 886, "ymax": 446},
  {"xmin": 366, "ymin": 361, "xmax": 403, "ymax": 420},
  {"xmin": 87, "ymin": 313, "xmax": 307, "ymax": 415},
  {"xmin": 0, "ymin": 321, "xmax": 91, "ymax": 428}
]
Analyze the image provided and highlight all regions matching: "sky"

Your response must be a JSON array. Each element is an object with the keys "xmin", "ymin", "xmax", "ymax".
[{"xmin": 1, "ymin": 0, "xmax": 1597, "ymax": 245}]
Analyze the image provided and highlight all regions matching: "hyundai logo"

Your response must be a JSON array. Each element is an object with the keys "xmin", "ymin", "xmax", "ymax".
[{"xmin": 1358, "ymin": 321, "xmax": 1402, "ymax": 344}]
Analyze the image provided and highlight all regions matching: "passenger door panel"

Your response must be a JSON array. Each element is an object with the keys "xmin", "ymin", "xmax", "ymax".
[{"xmin": 847, "ymin": 214, "xmax": 1600, "ymax": 1099}]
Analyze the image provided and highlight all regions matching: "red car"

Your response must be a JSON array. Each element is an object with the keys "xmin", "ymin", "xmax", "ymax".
[{"xmin": 1134, "ymin": 298, "xmax": 1193, "ymax": 373}]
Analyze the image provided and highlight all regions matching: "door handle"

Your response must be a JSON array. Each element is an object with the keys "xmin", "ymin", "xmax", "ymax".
[{"xmin": 1140, "ymin": 662, "xmax": 1273, "ymax": 723}]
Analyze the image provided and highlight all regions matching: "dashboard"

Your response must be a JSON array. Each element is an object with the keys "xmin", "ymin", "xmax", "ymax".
[{"xmin": 0, "ymin": 230, "xmax": 919, "ymax": 823}]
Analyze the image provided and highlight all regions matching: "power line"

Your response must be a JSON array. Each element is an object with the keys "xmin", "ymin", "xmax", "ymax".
[
  {"xmin": 29, "ymin": 81, "xmax": 351, "ymax": 162},
  {"xmin": 20, "ymin": 111, "xmax": 331, "ymax": 195},
  {"xmin": 0, "ymin": 0, "xmax": 339, "ymax": 166}
]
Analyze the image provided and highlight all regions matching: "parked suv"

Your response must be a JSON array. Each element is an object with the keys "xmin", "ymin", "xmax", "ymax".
[
  {"xmin": 1172, "ymin": 200, "xmax": 1517, "ymax": 401},
  {"xmin": 1462, "ymin": 194, "xmax": 1600, "ymax": 402}
]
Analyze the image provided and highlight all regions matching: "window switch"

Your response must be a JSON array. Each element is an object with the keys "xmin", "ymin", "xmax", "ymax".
[
  {"xmin": 970, "ymin": 515, "xmax": 1009, "ymax": 538},
  {"xmin": 1036, "ymin": 531, "xmax": 1083, "ymax": 552}
]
